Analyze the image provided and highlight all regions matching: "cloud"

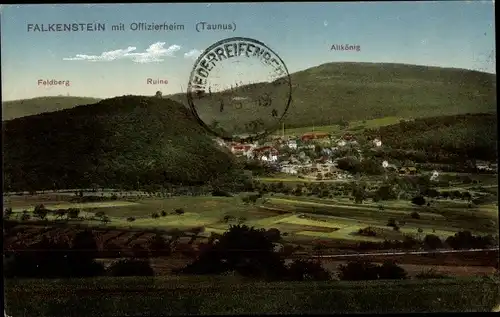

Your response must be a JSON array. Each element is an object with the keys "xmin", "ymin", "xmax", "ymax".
[
  {"xmin": 184, "ymin": 49, "xmax": 202, "ymax": 60},
  {"xmin": 63, "ymin": 42, "xmax": 181, "ymax": 63}
]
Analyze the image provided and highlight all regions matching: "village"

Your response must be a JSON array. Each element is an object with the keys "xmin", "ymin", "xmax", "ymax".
[
  {"xmin": 216, "ymin": 130, "xmax": 498, "ymax": 181},
  {"xmin": 215, "ymin": 131, "xmax": 392, "ymax": 180}
]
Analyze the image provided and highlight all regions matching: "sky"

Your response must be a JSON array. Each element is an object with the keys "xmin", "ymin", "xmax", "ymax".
[{"xmin": 0, "ymin": 1, "xmax": 496, "ymax": 101}]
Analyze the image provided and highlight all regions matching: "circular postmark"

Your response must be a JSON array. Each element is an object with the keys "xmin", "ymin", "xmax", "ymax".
[{"xmin": 187, "ymin": 37, "xmax": 292, "ymax": 143}]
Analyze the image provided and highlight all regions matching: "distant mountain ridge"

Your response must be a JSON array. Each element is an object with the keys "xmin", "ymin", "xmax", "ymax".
[
  {"xmin": 2, "ymin": 62, "xmax": 496, "ymax": 129},
  {"xmin": 168, "ymin": 62, "xmax": 496, "ymax": 130},
  {"xmin": 2, "ymin": 96, "xmax": 101, "ymax": 121}
]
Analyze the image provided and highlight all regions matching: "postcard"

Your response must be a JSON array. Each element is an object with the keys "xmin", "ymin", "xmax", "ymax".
[{"xmin": 1, "ymin": 2, "xmax": 498, "ymax": 316}]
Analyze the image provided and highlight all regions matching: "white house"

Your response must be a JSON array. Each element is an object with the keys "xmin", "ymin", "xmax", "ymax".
[
  {"xmin": 281, "ymin": 165, "xmax": 298, "ymax": 174},
  {"xmin": 337, "ymin": 140, "xmax": 347, "ymax": 147},
  {"xmin": 287, "ymin": 140, "xmax": 298, "ymax": 149},
  {"xmin": 373, "ymin": 138, "xmax": 382, "ymax": 147}
]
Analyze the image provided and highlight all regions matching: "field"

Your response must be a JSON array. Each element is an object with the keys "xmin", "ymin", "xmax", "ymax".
[
  {"xmin": 4, "ymin": 187, "xmax": 498, "ymax": 250},
  {"xmin": 273, "ymin": 116, "xmax": 402, "ymax": 137},
  {"xmin": 5, "ymin": 276, "xmax": 500, "ymax": 315}
]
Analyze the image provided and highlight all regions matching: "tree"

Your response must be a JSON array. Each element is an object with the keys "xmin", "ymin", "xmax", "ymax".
[
  {"xmin": 5, "ymin": 233, "xmax": 104, "ymax": 278},
  {"xmin": 424, "ymin": 188, "xmax": 439, "ymax": 198},
  {"xmin": 287, "ymin": 259, "xmax": 331, "ymax": 281},
  {"xmin": 33, "ymin": 206, "xmax": 48, "ymax": 220},
  {"xmin": 266, "ymin": 228, "xmax": 281, "ymax": 242},
  {"xmin": 68, "ymin": 230, "xmax": 105, "ymax": 277},
  {"xmin": 127, "ymin": 217, "xmax": 136, "ymax": 222},
  {"xmin": 337, "ymin": 118, "xmax": 349, "ymax": 129},
  {"xmin": 412, "ymin": 228, "xmax": 423, "ymax": 240},
  {"xmin": 410, "ymin": 211, "xmax": 421, "ymax": 219},
  {"xmin": 353, "ymin": 185, "xmax": 365, "ymax": 204},
  {"xmin": 151, "ymin": 212, "xmax": 160, "ymax": 219},
  {"xmin": 54, "ymin": 209, "xmax": 67, "ymax": 219},
  {"xmin": 375, "ymin": 185, "xmax": 397, "ymax": 201},
  {"xmin": 337, "ymin": 157, "xmax": 361, "ymax": 174},
  {"xmin": 155, "ymin": 91, "xmax": 163, "ymax": 98},
  {"xmin": 462, "ymin": 191, "xmax": 472, "ymax": 201},
  {"xmin": 423, "ymin": 234, "xmax": 443, "ymax": 250},
  {"xmin": 67, "ymin": 208, "xmax": 80, "ymax": 219},
  {"xmin": 178, "ymin": 225, "xmax": 288, "ymax": 280},
  {"xmin": 338, "ymin": 261, "xmax": 380, "ymax": 281},
  {"xmin": 387, "ymin": 218, "xmax": 397, "ymax": 227},
  {"xmin": 161, "ymin": 210, "xmax": 167, "ymax": 217},
  {"xmin": 21, "ymin": 213, "xmax": 31, "ymax": 221},
  {"xmin": 175, "ymin": 208, "xmax": 185, "ymax": 215},
  {"xmin": 101, "ymin": 216, "xmax": 111, "ymax": 225},
  {"xmin": 411, "ymin": 195, "xmax": 426, "ymax": 206}
]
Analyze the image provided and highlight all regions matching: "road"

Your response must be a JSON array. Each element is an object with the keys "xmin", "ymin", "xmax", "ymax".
[{"xmin": 294, "ymin": 247, "xmax": 499, "ymax": 259}]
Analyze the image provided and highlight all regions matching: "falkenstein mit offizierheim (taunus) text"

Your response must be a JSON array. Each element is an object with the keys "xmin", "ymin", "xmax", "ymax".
[{"xmin": 26, "ymin": 22, "xmax": 236, "ymax": 32}]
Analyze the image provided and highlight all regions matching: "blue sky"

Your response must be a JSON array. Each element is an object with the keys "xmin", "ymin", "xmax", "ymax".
[{"xmin": 1, "ymin": 2, "xmax": 496, "ymax": 101}]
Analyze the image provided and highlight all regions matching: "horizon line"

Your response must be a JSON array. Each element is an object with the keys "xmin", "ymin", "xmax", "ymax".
[{"xmin": 1, "ymin": 61, "xmax": 496, "ymax": 103}]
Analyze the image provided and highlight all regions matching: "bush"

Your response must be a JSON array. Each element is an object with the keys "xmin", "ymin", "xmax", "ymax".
[
  {"xmin": 151, "ymin": 212, "xmax": 160, "ymax": 219},
  {"xmin": 174, "ymin": 208, "xmax": 185, "ymax": 215},
  {"xmin": 411, "ymin": 195, "xmax": 426, "ymax": 206},
  {"xmin": 387, "ymin": 218, "xmax": 397, "ymax": 227},
  {"xmin": 338, "ymin": 260, "xmax": 407, "ymax": 281},
  {"xmin": 410, "ymin": 211, "xmax": 421, "ymax": 219},
  {"xmin": 179, "ymin": 225, "xmax": 289, "ymax": 280},
  {"xmin": 5, "ymin": 231, "xmax": 105, "ymax": 278},
  {"xmin": 67, "ymin": 208, "xmax": 80, "ymax": 219},
  {"xmin": 127, "ymin": 217, "xmax": 136, "ymax": 222},
  {"xmin": 21, "ymin": 214, "xmax": 31, "ymax": 221},
  {"xmin": 212, "ymin": 189, "xmax": 233, "ymax": 197},
  {"xmin": 445, "ymin": 231, "xmax": 494, "ymax": 249},
  {"xmin": 4, "ymin": 207, "xmax": 14, "ymax": 218},
  {"xmin": 358, "ymin": 227, "xmax": 377, "ymax": 237},
  {"xmin": 423, "ymin": 234, "xmax": 443, "ymax": 250},
  {"xmin": 266, "ymin": 228, "xmax": 281, "ymax": 242},
  {"xmin": 107, "ymin": 259, "xmax": 154, "ymax": 276},
  {"xmin": 287, "ymin": 259, "xmax": 331, "ymax": 281},
  {"xmin": 161, "ymin": 210, "xmax": 167, "ymax": 217},
  {"xmin": 338, "ymin": 261, "xmax": 380, "ymax": 281}
]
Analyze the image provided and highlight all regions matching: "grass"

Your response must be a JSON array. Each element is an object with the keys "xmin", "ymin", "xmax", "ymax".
[
  {"xmin": 258, "ymin": 175, "xmax": 351, "ymax": 183},
  {"xmin": 274, "ymin": 116, "xmax": 402, "ymax": 137},
  {"xmin": 167, "ymin": 62, "xmax": 496, "ymax": 132},
  {"xmin": 5, "ymin": 189, "xmax": 498, "ymax": 259},
  {"xmin": 5, "ymin": 276, "xmax": 499, "ymax": 315},
  {"xmin": 6, "ymin": 191, "xmax": 497, "ymax": 243},
  {"xmin": 8, "ymin": 201, "xmax": 139, "ymax": 213}
]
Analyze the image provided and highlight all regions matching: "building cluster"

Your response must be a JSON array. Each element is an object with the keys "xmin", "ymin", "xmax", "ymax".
[{"xmin": 215, "ymin": 132, "xmax": 384, "ymax": 180}]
